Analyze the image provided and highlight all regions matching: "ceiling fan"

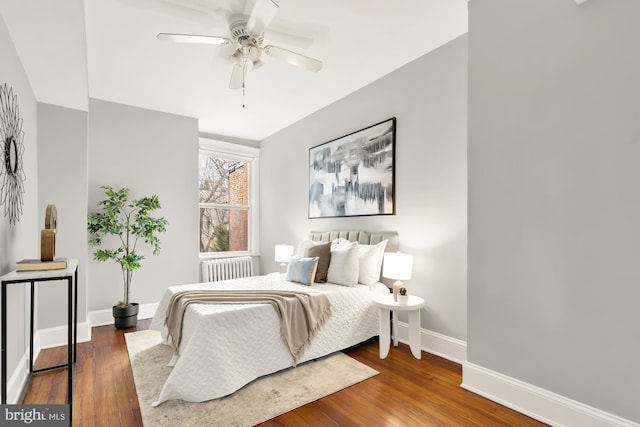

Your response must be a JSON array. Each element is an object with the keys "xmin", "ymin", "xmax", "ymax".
[{"xmin": 156, "ymin": 0, "xmax": 323, "ymax": 90}]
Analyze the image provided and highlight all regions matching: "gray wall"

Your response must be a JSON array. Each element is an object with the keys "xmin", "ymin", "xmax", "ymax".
[
  {"xmin": 0, "ymin": 13, "xmax": 39, "ymax": 399},
  {"xmin": 260, "ymin": 36, "xmax": 468, "ymax": 340},
  {"xmin": 37, "ymin": 103, "xmax": 88, "ymax": 328},
  {"xmin": 467, "ymin": 0, "xmax": 640, "ymax": 422},
  {"xmin": 87, "ymin": 99, "xmax": 200, "ymax": 311}
]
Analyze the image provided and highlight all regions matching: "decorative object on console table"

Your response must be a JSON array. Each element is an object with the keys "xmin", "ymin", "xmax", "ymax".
[
  {"xmin": 308, "ymin": 117, "xmax": 396, "ymax": 218},
  {"xmin": 17, "ymin": 205, "xmax": 66, "ymax": 271},
  {"xmin": 382, "ymin": 252, "xmax": 413, "ymax": 301},
  {"xmin": 87, "ymin": 186, "xmax": 168, "ymax": 329},
  {"xmin": 40, "ymin": 204, "xmax": 58, "ymax": 261},
  {"xmin": 274, "ymin": 244, "xmax": 293, "ymax": 273},
  {"xmin": 16, "ymin": 258, "xmax": 67, "ymax": 272}
]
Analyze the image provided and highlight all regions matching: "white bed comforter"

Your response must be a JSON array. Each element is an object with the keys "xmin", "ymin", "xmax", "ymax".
[{"xmin": 149, "ymin": 274, "xmax": 387, "ymax": 405}]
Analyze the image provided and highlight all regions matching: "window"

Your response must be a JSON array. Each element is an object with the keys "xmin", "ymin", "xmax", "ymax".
[{"xmin": 199, "ymin": 138, "xmax": 259, "ymax": 256}]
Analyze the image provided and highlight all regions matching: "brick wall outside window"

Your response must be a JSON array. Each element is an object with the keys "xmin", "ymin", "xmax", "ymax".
[{"xmin": 229, "ymin": 163, "xmax": 249, "ymax": 251}]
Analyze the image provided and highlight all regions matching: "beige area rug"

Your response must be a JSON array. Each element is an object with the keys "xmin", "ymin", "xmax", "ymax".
[{"xmin": 125, "ymin": 330, "xmax": 379, "ymax": 426}]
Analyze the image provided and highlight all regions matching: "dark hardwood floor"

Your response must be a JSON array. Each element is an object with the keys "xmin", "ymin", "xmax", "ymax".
[{"xmin": 24, "ymin": 320, "xmax": 547, "ymax": 426}]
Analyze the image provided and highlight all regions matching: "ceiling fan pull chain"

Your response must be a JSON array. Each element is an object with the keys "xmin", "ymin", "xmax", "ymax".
[
  {"xmin": 242, "ymin": 57, "xmax": 249, "ymax": 108},
  {"xmin": 242, "ymin": 59, "xmax": 246, "ymax": 108}
]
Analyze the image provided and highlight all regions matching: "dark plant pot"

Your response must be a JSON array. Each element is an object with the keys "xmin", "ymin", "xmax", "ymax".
[{"xmin": 113, "ymin": 303, "xmax": 139, "ymax": 329}]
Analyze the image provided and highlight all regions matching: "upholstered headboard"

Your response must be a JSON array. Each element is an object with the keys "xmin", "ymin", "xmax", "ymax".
[{"xmin": 308, "ymin": 230, "xmax": 399, "ymax": 287}]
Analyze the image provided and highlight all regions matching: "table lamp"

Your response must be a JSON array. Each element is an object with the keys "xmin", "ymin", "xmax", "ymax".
[
  {"xmin": 274, "ymin": 244, "xmax": 294, "ymax": 273},
  {"xmin": 382, "ymin": 252, "xmax": 413, "ymax": 301}
]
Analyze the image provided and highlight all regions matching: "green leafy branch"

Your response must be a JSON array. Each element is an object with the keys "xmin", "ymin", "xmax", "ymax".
[{"xmin": 87, "ymin": 186, "xmax": 168, "ymax": 306}]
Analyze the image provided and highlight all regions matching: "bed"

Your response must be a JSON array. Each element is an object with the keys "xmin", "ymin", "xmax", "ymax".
[{"xmin": 149, "ymin": 230, "xmax": 398, "ymax": 406}]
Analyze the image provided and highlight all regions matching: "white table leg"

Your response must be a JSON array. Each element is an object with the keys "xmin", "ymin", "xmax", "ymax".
[
  {"xmin": 408, "ymin": 309, "xmax": 422, "ymax": 359},
  {"xmin": 392, "ymin": 310, "xmax": 398, "ymax": 347},
  {"xmin": 378, "ymin": 308, "xmax": 391, "ymax": 359}
]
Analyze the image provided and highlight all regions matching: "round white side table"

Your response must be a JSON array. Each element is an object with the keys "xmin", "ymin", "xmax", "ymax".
[{"xmin": 372, "ymin": 293, "xmax": 425, "ymax": 359}]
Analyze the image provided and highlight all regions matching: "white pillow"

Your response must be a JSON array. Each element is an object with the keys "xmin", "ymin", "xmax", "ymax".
[
  {"xmin": 331, "ymin": 237, "xmax": 350, "ymax": 247},
  {"xmin": 357, "ymin": 239, "xmax": 388, "ymax": 286},
  {"xmin": 327, "ymin": 241, "xmax": 359, "ymax": 286}
]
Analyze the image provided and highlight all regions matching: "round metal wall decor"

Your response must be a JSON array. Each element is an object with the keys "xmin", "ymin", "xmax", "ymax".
[{"xmin": 0, "ymin": 83, "xmax": 26, "ymax": 225}]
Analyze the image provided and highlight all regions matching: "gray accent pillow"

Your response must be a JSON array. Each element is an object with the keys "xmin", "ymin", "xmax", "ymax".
[
  {"xmin": 285, "ymin": 256, "xmax": 319, "ymax": 286},
  {"xmin": 306, "ymin": 242, "xmax": 331, "ymax": 283}
]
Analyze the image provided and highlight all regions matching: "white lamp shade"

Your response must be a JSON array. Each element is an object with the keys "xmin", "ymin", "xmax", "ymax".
[
  {"xmin": 382, "ymin": 252, "xmax": 413, "ymax": 281},
  {"xmin": 274, "ymin": 244, "xmax": 294, "ymax": 263}
]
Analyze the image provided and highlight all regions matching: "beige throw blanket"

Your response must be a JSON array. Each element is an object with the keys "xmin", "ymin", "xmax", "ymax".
[{"xmin": 165, "ymin": 290, "xmax": 333, "ymax": 365}]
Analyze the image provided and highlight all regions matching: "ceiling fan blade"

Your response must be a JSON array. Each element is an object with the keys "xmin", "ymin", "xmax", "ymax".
[
  {"xmin": 159, "ymin": 0, "xmax": 226, "ymax": 19},
  {"xmin": 246, "ymin": 0, "xmax": 279, "ymax": 35},
  {"xmin": 157, "ymin": 33, "xmax": 232, "ymax": 45},
  {"xmin": 265, "ymin": 29, "xmax": 314, "ymax": 49},
  {"xmin": 229, "ymin": 62, "xmax": 245, "ymax": 89},
  {"xmin": 229, "ymin": 0, "xmax": 249, "ymax": 14},
  {"xmin": 263, "ymin": 45, "xmax": 322, "ymax": 72}
]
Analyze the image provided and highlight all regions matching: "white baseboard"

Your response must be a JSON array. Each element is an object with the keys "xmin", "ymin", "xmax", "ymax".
[
  {"xmin": 395, "ymin": 321, "xmax": 467, "ymax": 363},
  {"xmin": 6, "ymin": 352, "xmax": 29, "ymax": 404},
  {"xmin": 87, "ymin": 307, "xmax": 113, "ymax": 327},
  {"xmin": 36, "ymin": 303, "xmax": 158, "ymax": 351},
  {"xmin": 462, "ymin": 362, "xmax": 640, "ymax": 427},
  {"xmin": 395, "ymin": 325, "xmax": 639, "ymax": 426},
  {"xmin": 35, "ymin": 322, "xmax": 92, "ymax": 350}
]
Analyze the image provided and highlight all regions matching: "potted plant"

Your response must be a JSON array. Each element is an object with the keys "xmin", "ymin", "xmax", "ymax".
[
  {"xmin": 87, "ymin": 186, "xmax": 168, "ymax": 329},
  {"xmin": 398, "ymin": 287, "xmax": 409, "ymax": 305}
]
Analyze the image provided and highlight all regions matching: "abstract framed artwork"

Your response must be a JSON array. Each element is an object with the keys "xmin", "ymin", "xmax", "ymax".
[{"xmin": 309, "ymin": 117, "xmax": 396, "ymax": 218}]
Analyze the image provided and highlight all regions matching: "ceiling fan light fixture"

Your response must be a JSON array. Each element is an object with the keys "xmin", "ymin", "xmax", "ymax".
[{"xmin": 247, "ymin": 46, "xmax": 261, "ymax": 61}]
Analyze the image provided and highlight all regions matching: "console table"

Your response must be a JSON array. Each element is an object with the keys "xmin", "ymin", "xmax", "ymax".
[{"xmin": 1, "ymin": 259, "xmax": 78, "ymax": 415}]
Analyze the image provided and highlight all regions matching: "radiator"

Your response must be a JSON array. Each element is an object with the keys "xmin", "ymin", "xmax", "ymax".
[{"xmin": 201, "ymin": 256, "xmax": 254, "ymax": 282}]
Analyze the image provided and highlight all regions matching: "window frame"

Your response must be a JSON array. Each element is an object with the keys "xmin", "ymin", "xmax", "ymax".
[{"xmin": 198, "ymin": 138, "xmax": 260, "ymax": 259}]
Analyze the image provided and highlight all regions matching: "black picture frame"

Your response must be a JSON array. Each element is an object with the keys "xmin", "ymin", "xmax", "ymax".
[{"xmin": 309, "ymin": 117, "xmax": 396, "ymax": 218}]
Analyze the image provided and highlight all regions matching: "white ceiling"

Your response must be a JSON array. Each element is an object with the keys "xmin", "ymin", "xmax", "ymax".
[{"xmin": 0, "ymin": 0, "xmax": 468, "ymax": 142}]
